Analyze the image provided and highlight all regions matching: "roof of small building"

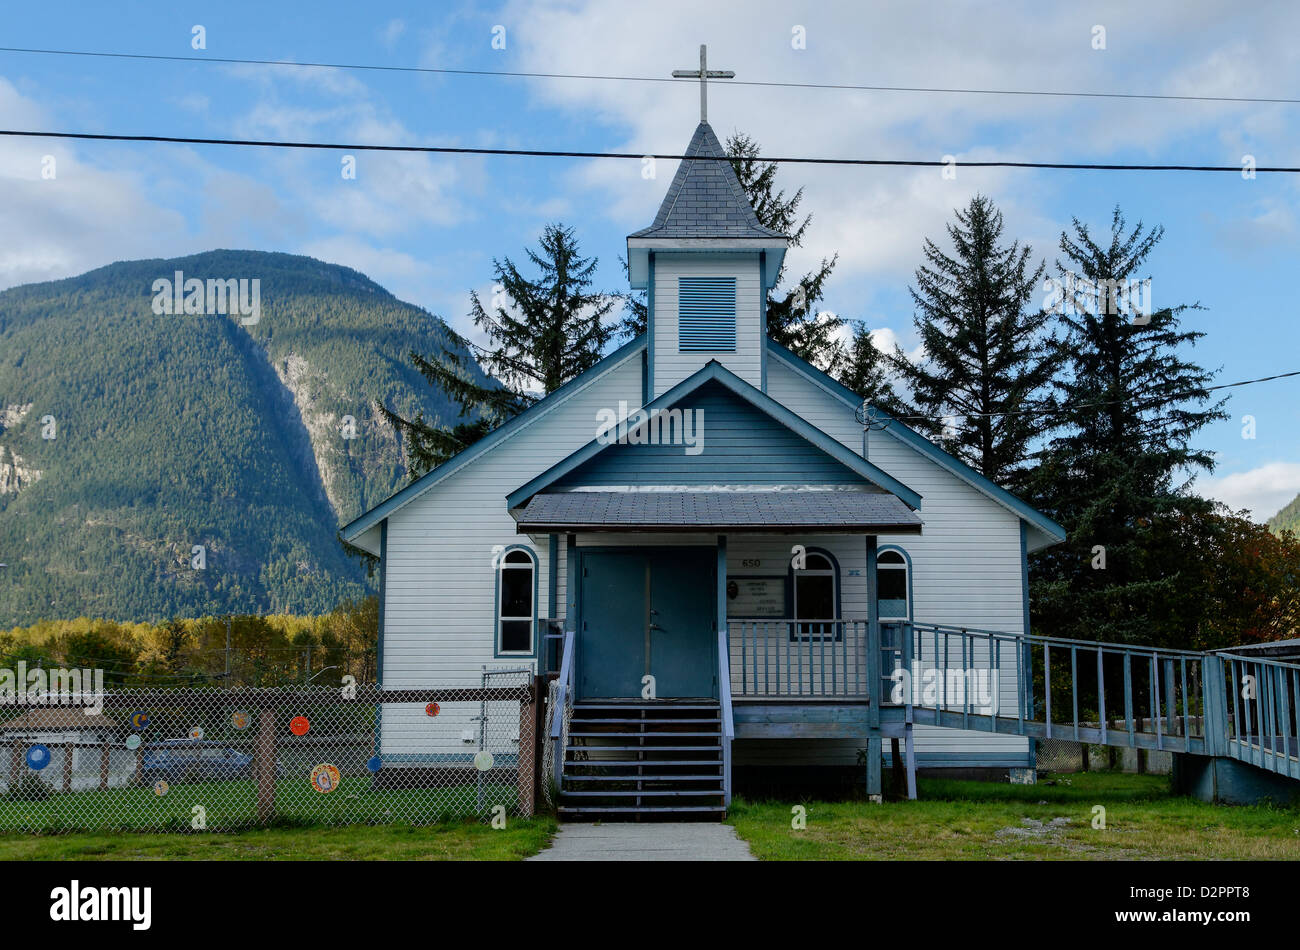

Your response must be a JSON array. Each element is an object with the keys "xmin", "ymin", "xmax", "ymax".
[
  {"xmin": 629, "ymin": 122, "xmax": 786, "ymax": 240},
  {"xmin": 513, "ymin": 490, "xmax": 923, "ymax": 533},
  {"xmin": 2, "ymin": 708, "xmax": 118, "ymax": 731}
]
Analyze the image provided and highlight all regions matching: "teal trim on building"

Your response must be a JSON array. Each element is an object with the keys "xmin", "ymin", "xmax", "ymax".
[
  {"xmin": 766, "ymin": 340, "xmax": 1065, "ymax": 545},
  {"xmin": 555, "ymin": 381, "xmax": 869, "ymax": 487},
  {"xmin": 1020, "ymin": 521, "xmax": 1036, "ymax": 766},
  {"xmin": 372, "ymin": 519, "xmax": 387, "ymax": 763},
  {"xmin": 506, "ymin": 360, "xmax": 922, "ymax": 510},
  {"xmin": 758, "ymin": 250, "xmax": 768, "ymax": 393},
  {"xmin": 646, "ymin": 252, "xmax": 655, "ymax": 399},
  {"xmin": 493, "ymin": 543, "xmax": 539, "ymax": 659},
  {"xmin": 341, "ymin": 334, "xmax": 648, "ymax": 543},
  {"xmin": 876, "ymin": 543, "xmax": 913, "ymax": 622},
  {"xmin": 786, "ymin": 545, "xmax": 842, "ymax": 641}
]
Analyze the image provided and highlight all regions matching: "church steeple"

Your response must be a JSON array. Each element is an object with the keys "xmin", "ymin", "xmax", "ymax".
[{"xmin": 625, "ymin": 55, "xmax": 789, "ymax": 398}]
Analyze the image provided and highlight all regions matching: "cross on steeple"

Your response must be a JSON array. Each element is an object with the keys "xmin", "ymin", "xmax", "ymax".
[{"xmin": 672, "ymin": 44, "xmax": 735, "ymax": 124}]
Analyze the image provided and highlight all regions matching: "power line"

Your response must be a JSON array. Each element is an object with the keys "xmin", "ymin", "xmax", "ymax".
[
  {"xmin": 1, "ymin": 128, "xmax": 1295, "ymax": 173},
  {"xmin": 2, "ymin": 45, "xmax": 1298, "ymax": 107},
  {"xmin": 869, "ymin": 368, "xmax": 1300, "ymax": 426}
]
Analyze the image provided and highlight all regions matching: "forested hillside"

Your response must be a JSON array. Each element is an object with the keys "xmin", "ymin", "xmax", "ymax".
[
  {"xmin": 0, "ymin": 250, "xmax": 483, "ymax": 624},
  {"xmin": 1268, "ymin": 493, "xmax": 1300, "ymax": 536}
]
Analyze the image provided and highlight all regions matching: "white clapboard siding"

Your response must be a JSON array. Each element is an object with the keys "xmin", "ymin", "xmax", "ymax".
[
  {"xmin": 764, "ymin": 358, "xmax": 1031, "ymax": 763},
  {"xmin": 653, "ymin": 253, "xmax": 763, "ymax": 396},
  {"xmin": 377, "ymin": 351, "xmax": 644, "ymax": 756}
]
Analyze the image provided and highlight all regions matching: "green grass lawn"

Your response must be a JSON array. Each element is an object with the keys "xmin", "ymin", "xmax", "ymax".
[
  {"xmin": 0, "ymin": 817, "xmax": 557, "ymax": 860},
  {"xmin": 727, "ymin": 772, "xmax": 1300, "ymax": 860},
  {"xmin": 0, "ymin": 776, "xmax": 517, "ymax": 832}
]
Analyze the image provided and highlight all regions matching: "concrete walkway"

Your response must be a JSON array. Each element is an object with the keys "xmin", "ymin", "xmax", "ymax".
[{"xmin": 528, "ymin": 822, "xmax": 757, "ymax": 861}]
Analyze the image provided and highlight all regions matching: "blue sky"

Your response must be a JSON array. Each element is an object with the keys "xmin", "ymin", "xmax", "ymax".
[{"xmin": 2, "ymin": 0, "xmax": 1298, "ymax": 519}]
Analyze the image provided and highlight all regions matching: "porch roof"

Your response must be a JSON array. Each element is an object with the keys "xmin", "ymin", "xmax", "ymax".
[{"xmin": 511, "ymin": 490, "xmax": 923, "ymax": 533}]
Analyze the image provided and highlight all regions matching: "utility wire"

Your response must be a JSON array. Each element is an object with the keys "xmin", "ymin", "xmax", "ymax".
[
  {"xmin": 1, "ymin": 45, "xmax": 1297, "ymax": 107},
  {"xmin": 1, "ymin": 128, "xmax": 1295, "ymax": 172},
  {"xmin": 867, "ymin": 368, "xmax": 1300, "ymax": 426}
]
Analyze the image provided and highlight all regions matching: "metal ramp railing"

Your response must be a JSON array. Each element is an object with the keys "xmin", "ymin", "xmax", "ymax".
[
  {"xmin": 882, "ymin": 622, "xmax": 1210, "ymax": 756},
  {"xmin": 1217, "ymin": 652, "xmax": 1300, "ymax": 779},
  {"xmin": 880, "ymin": 622, "xmax": 1300, "ymax": 798}
]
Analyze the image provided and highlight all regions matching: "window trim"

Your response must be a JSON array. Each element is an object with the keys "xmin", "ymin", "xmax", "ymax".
[
  {"xmin": 787, "ymin": 546, "xmax": 841, "ymax": 641},
  {"xmin": 495, "ymin": 544, "xmax": 539, "ymax": 657},
  {"xmin": 876, "ymin": 544, "xmax": 912, "ymax": 622}
]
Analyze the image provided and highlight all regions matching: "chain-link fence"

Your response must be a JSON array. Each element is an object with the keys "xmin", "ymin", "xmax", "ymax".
[
  {"xmin": 1035, "ymin": 737, "xmax": 1173, "ymax": 775},
  {"xmin": 0, "ymin": 673, "xmax": 538, "ymax": 832}
]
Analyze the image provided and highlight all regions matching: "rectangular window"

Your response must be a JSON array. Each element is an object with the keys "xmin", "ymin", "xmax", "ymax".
[{"xmin": 678, "ymin": 277, "xmax": 737, "ymax": 352}]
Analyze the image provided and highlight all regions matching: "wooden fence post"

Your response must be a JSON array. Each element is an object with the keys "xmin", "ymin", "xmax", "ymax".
[
  {"xmin": 63, "ymin": 740, "xmax": 73, "ymax": 792},
  {"xmin": 256, "ymin": 708, "xmax": 277, "ymax": 824},
  {"xmin": 533, "ymin": 675, "xmax": 547, "ymax": 807}
]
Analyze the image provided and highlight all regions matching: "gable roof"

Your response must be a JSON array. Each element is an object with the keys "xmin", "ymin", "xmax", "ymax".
[
  {"xmin": 339, "ymin": 334, "xmax": 648, "ymax": 550},
  {"xmin": 629, "ymin": 123, "xmax": 786, "ymax": 240},
  {"xmin": 506, "ymin": 360, "xmax": 922, "ymax": 510},
  {"xmin": 765, "ymin": 340, "xmax": 1066, "ymax": 548}
]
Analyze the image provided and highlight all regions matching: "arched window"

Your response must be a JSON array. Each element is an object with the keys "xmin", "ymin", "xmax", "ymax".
[
  {"xmin": 877, "ymin": 548, "xmax": 911, "ymax": 621},
  {"xmin": 497, "ymin": 547, "xmax": 537, "ymax": 656},
  {"xmin": 790, "ymin": 549, "xmax": 840, "ymax": 640}
]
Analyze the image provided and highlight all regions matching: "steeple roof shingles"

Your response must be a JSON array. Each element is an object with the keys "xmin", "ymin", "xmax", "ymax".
[{"xmin": 630, "ymin": 122, "xmax": 786, "ymax": 240}]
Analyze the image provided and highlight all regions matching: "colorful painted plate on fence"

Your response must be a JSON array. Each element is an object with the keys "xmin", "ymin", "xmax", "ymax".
[
  {"xmin": 473, "ymin": 751, "xmax": 494, "ymax": 772},
  {"xmin": 231, "ymin": 710, "xmax": 251, "ymax": 731},
  {"xmin": 310, "ymin": 763, "xmax": 340, "ymax": 793},
  {"xmin": 153, "ymin": 780, "xmax": 169, "ymax": 796},
  {"xmin": 188, "ymin": 726, "xmax": 204, "ymax": 740},
  {"xmin": 25, "ymin": 744, "xmax": 50, "ymax": 770},
  {"xmin": 125, "ymin": 734, "xmax": 141, "ymax": 750},
  {"xmin": 366, "ymin": 756, "xmax": 382, "ymax": 773},
  {"xmin": 425, "ymin": 702, "xmax": 440, "ymax": 717},
  {"xmin": 129, "ymin": 711, "xmax": 149, "ymax": 730},
  {"xmin": 290, "ymin": 716, "xmax": 310, "ymax": 736}
]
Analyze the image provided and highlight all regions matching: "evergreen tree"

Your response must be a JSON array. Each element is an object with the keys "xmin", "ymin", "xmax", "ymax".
[
  {"xmin": 727, "ymin": 132, "xmax": 844, "ymax": 372},
  {"xmin": 889, "ymin": 195, "xmax": 1059, "ymax": 489},
  {"xmin": 383, "ymin": 224, "xmax": 616, "ymax": 478},
  {"xmin": 1029, "ymin": 207, "xmax": 1228, "ymax": 646},
  {"xmin": 837, "ymin": 321, "xmax": 898, "ymax": 410}
]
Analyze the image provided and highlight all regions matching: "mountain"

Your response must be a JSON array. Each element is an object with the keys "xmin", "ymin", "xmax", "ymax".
[
  {"xmin": 0, "ymin": 250, "xmax": 484, "ymax": 625},
  {"xmin": 1268, "ymin": 493, "xmax": 1300, "ymax": 536}
]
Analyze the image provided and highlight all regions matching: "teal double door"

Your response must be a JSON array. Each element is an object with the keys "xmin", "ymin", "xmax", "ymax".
[{"xmin": 577, "ymin": 547, "xmax": 717, "ymax": 700}]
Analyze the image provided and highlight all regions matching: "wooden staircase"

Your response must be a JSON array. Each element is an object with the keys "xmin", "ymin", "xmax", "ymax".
[{"xmin": 557, "ymin": 701, "xmax": 726, "ymax": 820}]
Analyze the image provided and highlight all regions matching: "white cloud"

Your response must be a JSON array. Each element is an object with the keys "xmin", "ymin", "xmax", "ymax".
[
  {"xmin": 494, "ymin": 0, "xmax": 1300, "ymax": 312},
  {"xmin": 379, "ymin": 19, "xmax": 406, "ymax": 47},
  {"xmin": 1195, "ymin": 462, "xmax": 1300, "ymax": 521}
]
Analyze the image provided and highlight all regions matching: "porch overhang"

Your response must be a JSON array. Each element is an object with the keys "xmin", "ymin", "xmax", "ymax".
[{"xmin": 511, "ymin": 490, "xmax": 923, "ymax": 534}]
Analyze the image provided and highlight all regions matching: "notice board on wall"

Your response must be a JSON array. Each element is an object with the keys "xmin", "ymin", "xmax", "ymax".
[{"xmin": 726, "ymin": 576, "xmax": 786, "ymax": 618}]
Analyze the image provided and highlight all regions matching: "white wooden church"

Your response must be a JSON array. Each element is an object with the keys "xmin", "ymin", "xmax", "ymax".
[{"xmin": 343, "ymin": 51, "xmax": 1065, "ymax": 817}]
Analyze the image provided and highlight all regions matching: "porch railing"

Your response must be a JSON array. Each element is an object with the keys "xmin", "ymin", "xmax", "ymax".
[
  {"xmin": 547, "ymin": 629, "xmax": 576, "ymax": 791},
  {"xmin": 728, "ymin": 619, "xmax": 870, "ymax": 699},
  {"xmin": 538, "ymin": 618, "xmax": 566, "ymax": 677}
]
